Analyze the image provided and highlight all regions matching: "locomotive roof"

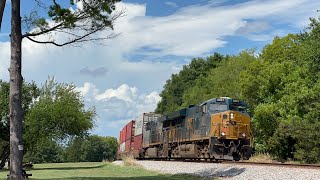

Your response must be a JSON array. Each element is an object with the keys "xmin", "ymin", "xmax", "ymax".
[{"xmin": 199, "ymin": 97, "xmax": 246, "ymax": 106}]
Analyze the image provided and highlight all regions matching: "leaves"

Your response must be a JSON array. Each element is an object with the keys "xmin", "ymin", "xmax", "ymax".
[
  {"xmin": 22, "ymin": 0, "xmax": 123, "ymax": 46},
  {"xmin": 24, "ymin": 78, "xmax": 96, "ymax": 150},
  {"xmin": 64, "ymin": 135, "xmax": 118, "ymax": 162},
  {"xmin": 156, "ymin": 16, "xmax": 320, "ymax": 163}
]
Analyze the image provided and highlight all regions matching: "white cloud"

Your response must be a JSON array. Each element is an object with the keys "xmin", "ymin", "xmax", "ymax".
[
  {"xmin": 95, "ymin": 84, "xmax": 138, "ymax": 102},
  {"xmin": 236, "ymin": 21, "xmax": 271, "ymax": 35},
  {"xmin": 108, "ymin": 0, "xmax": 320, "ymax": 57},
  {"xmin": 1, "ymin": 0, "xmax": 320, "ymax": 137},
  {"xmin": 76, "ymin": 82, "xmax": 161, "ymax": 134},
  {"xmin": 165, "ymin": 2, "xmax": 178, "ymax": 8},
  {"xmin": 0, "ymin": 42, "xmax": 10, "ymax": 80}
]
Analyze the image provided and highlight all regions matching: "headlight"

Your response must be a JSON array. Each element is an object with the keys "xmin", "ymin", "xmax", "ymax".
[
  {"xmin": 221, "ymin": 132, "xmax": 226, "ymax": 136},
  {"xmin": 241, "ymin": 133, "xmax": 246, "ymax": 137},
  {"xmin": 230, "ymin": 113, "xmax": 234, "ymax": 119}
]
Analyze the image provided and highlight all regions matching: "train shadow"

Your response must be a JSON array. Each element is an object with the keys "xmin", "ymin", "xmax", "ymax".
[{"xmin": 177, "ymin": 167, "xmax": 246, "ymax": 178}]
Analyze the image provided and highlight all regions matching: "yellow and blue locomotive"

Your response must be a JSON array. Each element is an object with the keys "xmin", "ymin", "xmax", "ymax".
[{"xmin": 140, "ymin": 97, "xmax": 253, "ymax": 161}]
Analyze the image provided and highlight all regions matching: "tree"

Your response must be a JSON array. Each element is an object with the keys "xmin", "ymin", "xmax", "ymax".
[
  {"xmin": 64, "ymin": 135, "xmax": 118, "ymax": 162},
  {"xmin": 23, "ymin": 139, "xmax": 64, "ymax": 164},
  {"xmin": 179, "ymin": 50, "xmax": 255, "ymax": 109},
  {"xmin": 23, "ymin": 78, "xmax": 95, "ymax": 163},
  {"xmin": 0, "ymin": 80, "xmax": 39, "ymax": 169},
  {"xmin": 0, "ymin": 0, "xmax": 122, "ymax": 178},
  {"xmin": 156, "ymin": 53, "xmax": 223, "ymax": 114}
]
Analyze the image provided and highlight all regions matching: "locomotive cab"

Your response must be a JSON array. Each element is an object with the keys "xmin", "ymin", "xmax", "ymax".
[{"xmin": 204, "ymin": 97, "xmax": 253, "ymax": 160}]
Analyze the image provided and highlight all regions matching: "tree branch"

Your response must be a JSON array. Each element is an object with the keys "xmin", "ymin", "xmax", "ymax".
[
  {"xmin": 26, "ymin": 29, "xmax": 119, "ymax": 47},
  {"xmin": 22, "ymin": 1, "xmax": 125, "ymax": 47},
  {"xmin": 0, "ymin": 0, "xmax": 6, "ymax": 31},
  {"xmin": 22, "ymin": 22, "xmax": 63, "ymax": 38}
]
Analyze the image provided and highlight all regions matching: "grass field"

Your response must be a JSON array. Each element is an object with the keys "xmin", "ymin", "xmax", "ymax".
[{"xmin": 0, "ymin": 162, "xmax": 207, "ymax": 180}]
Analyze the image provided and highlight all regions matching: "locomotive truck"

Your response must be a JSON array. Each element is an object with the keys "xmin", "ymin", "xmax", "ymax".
[{"xmin": 118, "ymin": 97, "xmax": 253, "ymax": 161}]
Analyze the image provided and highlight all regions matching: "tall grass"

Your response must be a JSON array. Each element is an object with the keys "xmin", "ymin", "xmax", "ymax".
[
  {"xmin": 248, "ymin": 153, "xmax": 274, "ymax": 163},
  {"xmin": 122, "ymin": 154, "xmax": 141, "ymax": 167}
]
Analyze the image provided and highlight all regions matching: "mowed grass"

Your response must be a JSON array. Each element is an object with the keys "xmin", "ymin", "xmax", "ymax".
[{"xmin": 0, "ymin": 162, "xmax": 208, "ymax": 180}]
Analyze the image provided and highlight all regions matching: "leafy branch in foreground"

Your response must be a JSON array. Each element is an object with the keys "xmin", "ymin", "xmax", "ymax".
[{"xmin": 22, "ymin": 0, "xmax": 125, "ymax": 46}]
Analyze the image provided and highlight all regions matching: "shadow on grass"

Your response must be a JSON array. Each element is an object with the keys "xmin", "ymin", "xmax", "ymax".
[
  {"xmin": 31, "ymin": 164, "xmax": 107, "ymax": 171},
  {"xmin": 33, "ymin": 175, "xmax": 203, "ymax": 180},
  {"xmin": 30, "ymin": 167, "xmax": 246, "ymax": 180}
]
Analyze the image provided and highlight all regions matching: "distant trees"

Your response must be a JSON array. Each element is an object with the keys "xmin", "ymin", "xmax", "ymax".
[
  {"xmin": 64, "ymin": 135, "xmax": 118, "ymax": 162},
  {"xmin": 23, "ymin": 135, "xmax": 118, "ymax": 164},
  {"xmin": 1, "ymin": 78, "xmax": 117, "ymax": 166},
  {"xmin": 156, "ymin": 16, "xmax": 320, "ymax": 163}
]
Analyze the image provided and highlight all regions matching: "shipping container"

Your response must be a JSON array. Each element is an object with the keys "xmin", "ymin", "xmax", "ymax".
[
  {"xmin": 121, "ymin": 126, "xmax": 127, "ymax": 143},
  {"xmin": 118, "ymin": 131, "xmax": 122, "ymax": 145},
  {"xmin": 117, "ymin": 141, "xmax": 126, "ymax": 159},
  {"xmin": 133, "ymin": 134, "xmax": 142, "ymax": 151},
  {"xmin": 133, "ymin": 134, "xmax": 143, "ymax": 158},
  {"xmin": 135, "ymin": 113, "xmax": 161, "ymax": 136},
  {"xmin": 135, "ymin": 114, "xmax": 144, "ymax": 136},
  {"xmin": 119, "ymin": 141, "xmax": 126, "ymax": 153},
  {"xmin": 126, "ymin": 121, "xmax": 135, "ymax": 141},
  {"xmin": 125, "ymin": 138, "xmax": 132, "ymax": 154}
]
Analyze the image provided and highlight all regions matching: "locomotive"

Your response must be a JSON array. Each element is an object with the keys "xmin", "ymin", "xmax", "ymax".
[{"xmin": 118, "ymin": 97, "xmax": 253, "ymax": 161}]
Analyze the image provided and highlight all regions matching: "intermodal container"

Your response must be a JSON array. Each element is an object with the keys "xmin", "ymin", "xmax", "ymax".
[
  {"xmin": 135, "ymin": 114, "xmax": 144, "ymax": 136},
  {"xmin": 118, "ymin": 131, "xmax": 122, "ymax": 145},
  {"xmin": 126, "ymin": 121, "xmax": 135, "ymax": 141},
  {"xmin": 121, "ymin": 126, "xmax": 127, "ymax": 143},
  {"xmin": 134, "ymin": 134, "xmax": 142, "ymax": 150},
  {"xmin": 119, "ymin": 141, "xmax": 126, "ymax": 153},
  {"xmin": 133, "ymin": 134, "xmax": 142, "ymax": 158},
  {"xmin": 125, "ymin": 138, "xmax": 132, "ymax": 154}
]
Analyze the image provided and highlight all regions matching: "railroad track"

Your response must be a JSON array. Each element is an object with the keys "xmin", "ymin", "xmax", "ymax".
[
  {"xmin": 141, "ymin": 158, "xmax": 320, "ymax": 169},
  {"xmin": 222, "ymin": 161, "xmax": 320, "ymax": 169}
]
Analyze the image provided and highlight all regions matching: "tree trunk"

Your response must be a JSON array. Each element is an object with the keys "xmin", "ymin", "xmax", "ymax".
[{"xmin": 8, "ymin": 0, "xmax": 23, "ymax": 179}]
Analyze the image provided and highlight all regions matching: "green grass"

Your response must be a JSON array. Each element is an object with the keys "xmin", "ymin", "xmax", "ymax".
[{"xmin": 0, "ymin": 162, "xmax": 209, "ymax": 180}]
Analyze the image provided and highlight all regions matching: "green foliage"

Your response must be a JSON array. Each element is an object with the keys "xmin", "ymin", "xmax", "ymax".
[
  {"xmin": 156, "ymin": 53, "xmax": 223, "ymax": 114},
  {"xmin": 64, "ymin": 135, "xmax": 118, "ymax": 162},
  {"xmin": 24, "ymin": 139, "xmax": 64, "ymax": 164},
  {"xmin": 0, "ymin": 80, "xmax": 39, "ymax": 168},
  {"xmin": 155, "ymin": 16, "xmax": 320, "ymax": 163},
  {"xmin": 181, "ymin": 50, "xmax": 256, "ymax": 108},
  {"xmin": 20, "ymin": 0, "xmax": 123, "ymax": 46},
  {"xmin": 23, "ymin": 78, "xmax": 96, "ymax": 163}
]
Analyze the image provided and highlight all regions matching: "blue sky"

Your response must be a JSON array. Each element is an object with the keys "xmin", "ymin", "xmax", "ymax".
[{"xmin": 0, "ymin": 0, "xmax": 319, "ymax": 138}]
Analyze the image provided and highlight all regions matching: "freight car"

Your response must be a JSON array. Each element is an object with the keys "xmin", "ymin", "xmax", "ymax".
[
  {"xmin": 118, "ymin": 120, "xmax": 135, "ymax": 158},
  {"xmin": 118, "ymin": 97, "xmax": 253, "ymax": 161}
]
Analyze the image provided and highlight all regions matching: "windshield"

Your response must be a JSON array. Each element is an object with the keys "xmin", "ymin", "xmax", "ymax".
[
  {"xmin": 209, "ymin": 103, "xmax": 228, "ymax": 113},
  {"xmin": 229, "ymin": 104, "xmax": 247, "ymax": 112}
]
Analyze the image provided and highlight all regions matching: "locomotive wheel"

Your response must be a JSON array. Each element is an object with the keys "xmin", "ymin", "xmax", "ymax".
[
  {"xmin": 241, "ymin": 146, "xmax": 253, "ymax": 160},
  {"xmin": 204, "ymin": 145, "xmax": 210, "ymax": 158},
  {"xmin": 232, "ymin": 152, "xmax": 241, "ymax": 161}
]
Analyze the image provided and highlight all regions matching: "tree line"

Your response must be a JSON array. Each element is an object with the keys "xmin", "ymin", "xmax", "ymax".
[
  {"xmin": 156, "ymin": 17, "xmax": 320, "ymax": 163},
  {"xmin": 0, "ymin": 78, "xmax": 117, "ymax": 169}
]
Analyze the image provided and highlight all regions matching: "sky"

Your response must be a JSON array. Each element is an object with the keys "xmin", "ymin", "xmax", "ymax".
[{"xmin": 0, "ymin": 0, "xmax": 319, "ymax": 138}]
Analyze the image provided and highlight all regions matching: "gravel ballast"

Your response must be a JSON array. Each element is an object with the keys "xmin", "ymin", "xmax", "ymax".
[{"xmin": 113, "ymin": 160, "xmax": 320, "ymax": 180}]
